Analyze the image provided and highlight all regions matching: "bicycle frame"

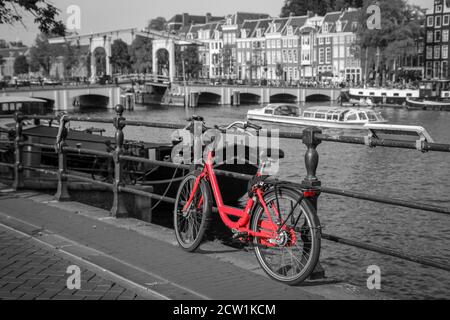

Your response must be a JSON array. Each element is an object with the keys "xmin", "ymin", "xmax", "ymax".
[{"xmin": 183, "ymin": 151, "xmax": 281, "ymax": 241}]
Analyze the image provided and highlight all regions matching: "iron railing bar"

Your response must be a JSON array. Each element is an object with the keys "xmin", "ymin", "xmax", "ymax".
[
  {"xmin": 0, "ymin": 162, "xmax": 14, "ymax": 168},
  {"xmin": 322, "ymin": 233, "xmax": 450, "ymax": 272},
  {"xmin": 63, "ymin": 173, "xmax": 114, "ymax": 190},
  {"xmin": 320, "ymin": 186, "xmax": 450, "ymax": 215},
  {"xmin": 120, "ymin": 186, "xmax": 176, "ymax": 204}
]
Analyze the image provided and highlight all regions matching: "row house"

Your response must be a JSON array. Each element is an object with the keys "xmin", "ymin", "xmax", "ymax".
[
  {"xmin": 186, "ymin": 22, "xmax": 223, "ymax": 78},
  {"xmin": 425, "ymin": 0, "xmax": 450, "ymax": 79},
  {"xmin": 179, "ymin": 8, "xmax": 362, "ymax": 82},
  {"xmin": 221, "ymin": 12, "xmax": 270, "ymax": 78}
]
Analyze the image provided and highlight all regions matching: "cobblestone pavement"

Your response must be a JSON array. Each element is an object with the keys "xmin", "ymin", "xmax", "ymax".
[{"xmin": 0, "ymin": 225, "xmax": 145, "ymax": 300}]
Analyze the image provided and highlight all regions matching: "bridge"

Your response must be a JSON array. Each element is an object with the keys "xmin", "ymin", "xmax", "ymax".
[
  {"xmin": 0, "ymin": 84, "xmax": 122, "ymax": 110},
  {"xmin": 181, "ymin": 84, "xmax": 342, "ymax": 105}
]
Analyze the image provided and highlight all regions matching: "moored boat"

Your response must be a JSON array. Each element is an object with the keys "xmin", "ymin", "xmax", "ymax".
[
  {"xmin": 348, "ymin": 87, "xmax": 419, "ymax": 106},
  {"xmin": 0, "ymin": 96, "xmax": 52, "ymax": 115},
  {"xmin": 406, "ymin": 97, "xmax": 450, "ymax": 111},
  {"xmin": 247, "ymin": 104, "xmax": 387, "ymax": 130}
]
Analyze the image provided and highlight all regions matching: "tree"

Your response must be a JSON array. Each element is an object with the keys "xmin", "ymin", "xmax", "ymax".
[
  {"xmin": 111, "ymin": 39, "xmax": 131, "ymax": 74},
  {"xmin": 356, "ymin": 0, "xmax": 424, "ymax": 85},
  {"xmin": 129, "ymin": 36, "xmax": 153, "ymax": 73},
  {"xmin": 13, "ymin": 55, "xmax": 29, "ymax": 75},
  {"xmin": 148, "ymin": 17, "xmax": 167, "ymax": 31},
  {"xmin": 29, "ymin": 33, "xmax": 66, "ymax": 75},
  {"xmin": 175, "ymin": 45, "xmax": 202, "ymax": 79},
  {"xmin": 280, "ymin": 0, "xmax": 363, "ymax": 17},
  {"xmin": 0, "ymin": 0, "xmax": 65, "ymax": 36}
]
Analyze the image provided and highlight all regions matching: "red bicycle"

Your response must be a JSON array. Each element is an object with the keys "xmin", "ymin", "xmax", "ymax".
[{"xmin": 173, "ymin": 123, "xmax": 322, "ymax": 285}]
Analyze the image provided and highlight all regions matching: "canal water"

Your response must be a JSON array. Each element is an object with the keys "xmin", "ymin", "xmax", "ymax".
[{"xmin": 66, "ymin": 103, "xmax": 449, "ymax": 299}]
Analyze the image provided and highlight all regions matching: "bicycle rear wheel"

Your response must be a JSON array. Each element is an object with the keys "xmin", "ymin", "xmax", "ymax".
[
  {"xmin": 251, "ymin": 187, "xmax": 321, "ymax": 285},
  {"xmin": 174, "ymin": 172, "xmax": 212, "ymax": 252}
]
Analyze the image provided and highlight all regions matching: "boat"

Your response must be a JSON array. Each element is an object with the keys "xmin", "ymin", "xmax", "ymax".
[
  {"xmin": 405, "ymin": 98, "xmax": 450, "ymax": 111},
  {"xmin": 0, "ymin": 120, "xmax": 268, "ymax": 206},
  {"xmin": 341, "ymin": 97, "xmax": 374, "ymax": 107},
  {"xmin": 247, "ymin": 104, "xmax": 387, "ymax": 130},
  {"xmin": 0, "ymin": 96, "xmax": 52, "ymax": 115},
  {"xmin": 405, "ymin": 80, "xmax": 450, "ymax": 111},
  {"xmin": 348, "ymin": 87, "xmax": 419, "ymax": 106}
]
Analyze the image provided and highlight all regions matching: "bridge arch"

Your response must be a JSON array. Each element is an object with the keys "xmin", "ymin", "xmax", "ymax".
[
  {"xmin": 72, "ymin": 94, "xmax": 110, "ymax": 109},
  {"xmin": 198, "ymin": 92, "xmax": 221, "ymax": 105},
  {"xmin": 270, "ymin": 93, "xmax": 297, "ymax": 104},
  {"xmin": 89, "ymin": 36, "xmax": 112, "ymax": 78},
  {"xmin": 305, "ymin": 94, "xmax": 331, "ymax": 102},
  {"xmin": 152, "ymin": 39, "xmax": 175, "ymax": 83},
  {"xmin": 238, "ymin": 93, "xmax": 261, "ymax": 105}
]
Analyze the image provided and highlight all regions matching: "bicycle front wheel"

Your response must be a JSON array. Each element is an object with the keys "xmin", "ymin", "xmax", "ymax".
[
  {"xmin": 174, "ymin": 172, "xmax": 212, "ymax": 252},
  {"xmin": 251, "ymin": 187, "xmax": 321, "ymax": 285}
]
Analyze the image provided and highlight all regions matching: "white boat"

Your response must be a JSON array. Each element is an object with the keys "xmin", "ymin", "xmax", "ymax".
[
  {"xmin": 348, "ymin": 87, "xmax": 420, "ymax": 105},
  {"xmin": 247, "ymin": 104, "xmax": 387, "ymax": 130}
]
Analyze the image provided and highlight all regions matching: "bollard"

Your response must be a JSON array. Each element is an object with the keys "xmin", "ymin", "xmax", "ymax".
[
  {"xmin": 302, "ymin": 126, "xmax": 326, "ymax": 280},
  {"xmin": 12, "ymin": 112, "xmax": 24, "ymax": 190},
  {"xmin": 54, "ymin": 115, "xmax": 70, "ymax": 201},
  {"xmin": 111, "ymin": 104, "xmax": 128, "ymax": 217}
]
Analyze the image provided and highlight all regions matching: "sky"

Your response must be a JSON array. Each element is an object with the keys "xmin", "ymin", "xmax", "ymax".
[{"xmin": 0, "ymin": 0, "xmax": 434, "ymax": 46}]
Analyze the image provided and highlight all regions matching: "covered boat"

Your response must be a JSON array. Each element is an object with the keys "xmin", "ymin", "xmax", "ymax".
[
  {"xmin": 0, "ymin": 96, "xmax": 52, "ymax": 115},
  {"xmin": 247, "ymin": 104, "xmax": 387, "ymax": 130}
]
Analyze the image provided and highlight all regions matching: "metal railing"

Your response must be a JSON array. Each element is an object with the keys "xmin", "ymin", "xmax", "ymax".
[{"xmin": 0, "ymin": 106, "xmax": 450, "ymax": 274}]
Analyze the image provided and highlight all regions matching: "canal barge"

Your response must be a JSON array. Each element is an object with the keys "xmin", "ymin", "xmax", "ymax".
[
  {"xmin": 405, "ymin": 80, "xmax": 450, "ymax": 111},
  {"xmin": 0, "ymin": 122, "xmax": 261, "ymax": 205},
  {"xmin": 0, "ymin": 96, "xmax": 52, "ymax": 115},
  {"xmin": 348, "ymin": 88, "xmax": 419, "ymax": 106},
  {"xmin": 247, "ymin": 104, "xmax": 387, "ymax": 130}
]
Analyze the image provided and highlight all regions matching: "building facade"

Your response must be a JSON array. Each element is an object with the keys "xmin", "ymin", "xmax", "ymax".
[
  {"xmin": 424, "ymin": 0, "xmax": 450, "ymax": 79},
  {"xmin": 181, "ymin": 8, "xmax": 364, "ymax": 83}
]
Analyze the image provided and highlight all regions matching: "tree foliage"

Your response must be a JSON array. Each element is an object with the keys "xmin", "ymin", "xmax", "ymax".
[
  {"xmin": 280, "ymin": 0, "xmax": 363, "ymax": 17},
  {"xmin": 175, "ymin": 45, "xmax": 202, "ymax": 79},
  {"xmin": 13, "ymin": 55, "xmax": 29, "ymax": 75},
  {"xmin": 0, "ymin": 0, "xmax": 65, "ymax": 35},
  {"xmin": 356, "ymin": 0, "xmax": 425, "ymax": 84},
  {"xmin": 111, "ymin": 39, "xmax": 131, "ymax": 74},
  {"xmin": 148, "ymin": 17, "xmax": 167, "ymax": 31},
  {"xmin": 129, "ymin": 36, "xmax": 153, "ymax": 73}
]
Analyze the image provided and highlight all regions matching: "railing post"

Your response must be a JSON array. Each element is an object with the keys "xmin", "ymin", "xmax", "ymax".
[
  {"xmin": 302, "ymin": 126, "xmax": 322, "ymax": 191},
  {"xmin": 111, "ymin": 104, "xmax": 128, "ymax": 217},
  {"xmin": 302, "ymin": 126, "xmax": 326, "ymax": 280},
  {"xmin": 54, "ymin": 115, "xmax": 70, "ymax": 201},
  {"xmin": 12, "ymin": 112, "xmax": 24, "ymax": 190}
]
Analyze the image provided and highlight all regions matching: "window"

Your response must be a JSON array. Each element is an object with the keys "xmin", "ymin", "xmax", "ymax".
[
  {"xmin": 436, "ymin": 16, "xmax": 442, "ymax": 28},
  {"xmin": 426, "ymin": 61, "xmax": 433, "ymax": 78},
  {"xmin": 319, "ymin": 48, "xmax": 324, "ymax": 64},
  {"xmin": 443, "ymin": 45, "xmax": 448, "ymax": 59},
  {"xmin": 326, "ymin": 37, "xmax": 331, "ymax": 44},
  {"xmin": 435, "ymin": 45, "xmax": 441, "ymax": 59},
  {"xmin": 346, "ymin": 113, "xmax": 357, "ymax": 121},
  {"xmin": 287, "ymin": 26, "xmax": 293, "ymax": 36},
  {"xmin": 256, "ymin": 29, "xmax": 262, "ymax": 38},
  {"xmin": 436, "ymin": 5, "xmax": 443, "ymax": 13},
  {"xmin": 444, "ymin": 30, "xmax": 449, "ymax": 42},
  {"xmin": 445, "ymin": 15, "xmax": 450, "ymax": 26},
  {"xmin": 326, "ymin": 47, "xmax": 331, "ymax": 64},
  {"xmin": 426, "ymin": 46, "xmax": 433, "ymax": 59},
  {"xmin": 443, "ymin": 61, "xmax": 448, "ymax": 78},
  {"xmin": 436, "ymin": 30, "xmax": 442, "ymax": 42},
  {"xmin": 427, "ymin": 31, "xmax": 433, "ymax": 43},
  {"xmin": 319, "ymin": 37, "xmax": 324, "ymax": 45}
]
